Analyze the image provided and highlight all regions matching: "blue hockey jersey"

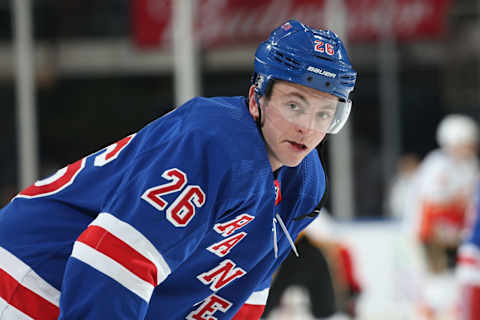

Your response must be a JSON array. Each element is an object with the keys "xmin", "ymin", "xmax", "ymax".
[
  {"xmin": 0, "ymin": 96, "xmax": 326, "ymax": 320},
  {"xmin": 457, "ymin": 182, "xmax": 480, "ymax": 287}
]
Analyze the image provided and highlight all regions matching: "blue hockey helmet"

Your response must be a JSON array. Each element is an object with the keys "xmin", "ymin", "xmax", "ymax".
[{"xmin": 253, "ymin": 20, "xmax": 357, "ymax": 134}]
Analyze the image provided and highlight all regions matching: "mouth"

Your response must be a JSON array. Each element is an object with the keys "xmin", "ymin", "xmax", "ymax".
[{"xmin": 287, "ymin": 141, "xmax": 307, "ymax": 151}]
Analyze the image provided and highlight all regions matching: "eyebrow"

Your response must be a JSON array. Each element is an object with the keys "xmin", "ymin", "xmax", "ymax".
[
  {"xmin": 286, "ymin": 92, "xmax": 309, "ymax": 105},
  {"xmin": 287, "ymin": 92, "xmax": 336, "ymax": 110}
]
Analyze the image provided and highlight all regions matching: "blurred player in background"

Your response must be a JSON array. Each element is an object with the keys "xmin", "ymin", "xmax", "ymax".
[
  {"xmin": 414, "ymin": 114, "xmax": 479, "ymax": 318},
  {"xmin": 0, "ymin": 20, "xmax": 356, "ymax": 320},
  {"xmin": 417, "ymin": 114, "xmax": 479, "ymax": 272},
  {"xmin": 457, "ymin": 181, "xmax": 480, "ymax": 320}
]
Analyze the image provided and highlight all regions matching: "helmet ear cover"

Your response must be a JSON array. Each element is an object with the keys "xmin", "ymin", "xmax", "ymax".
[{"xmin": 253, "ymin": 74, "xmax": 275, "ymax": 101}]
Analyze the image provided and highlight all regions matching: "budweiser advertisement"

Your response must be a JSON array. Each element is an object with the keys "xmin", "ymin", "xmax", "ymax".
[{"xmin": 131, "ymin": 0, "xmax": 452, "ymax": 49}]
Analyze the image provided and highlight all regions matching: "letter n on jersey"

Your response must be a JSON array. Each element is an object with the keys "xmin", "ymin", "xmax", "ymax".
[{"xmin": 197, "ymin": 259, "xmax": 246, "ymax": 291}]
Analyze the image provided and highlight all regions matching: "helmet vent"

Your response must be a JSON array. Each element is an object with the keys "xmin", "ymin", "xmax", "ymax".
[
  {"xmin": 272, "ymin": 50, "xmax": 301, "ymax": 70},
  {"xmin": 314, "ymin": 54, "xmax": 334, "ymax": 62},
  {"xmin": 341, "ymin": 74, "xmax": 355, "ymax": 79},
  {"xmin": 340, "ymin": 74, "xmax": 356, "ymax": 85}
]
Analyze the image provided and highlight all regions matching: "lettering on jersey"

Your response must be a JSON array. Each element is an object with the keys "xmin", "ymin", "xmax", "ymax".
[
  {"xmin": 142, "ymin": 169, "xmax": 187, "ymax": 210},
  {"xmin": 207, "ymin": 232, "xmax": 247, "ymax": 257},
  {"xmin": 213, "ymin": 214, "xmax": 255, "ymax": 237},
  {"xmin": 166, "ymin": 185, "xmax": 206, "ymax": 227},
  {"xmin": 274, "ymin": 179, "xmax": 282, "ymax": 205},
  {"xmin": 94, "ymin": 133, "xmax": 136, "ymax": 167},
  {"xmin": 186, "ymin": 294, "xmax": 232, "ymax": 320},
  {"xmin": 197, "ymin": 259, "xmax": 246, "ymax": 291},
  {"xmin": 17, "ymin": 158, "xmax": 86, "ymax": 199},
  {"xmin": 142, "ymin": 168, "xmax": 206, "ymax": 227},
  {"xmin": 16, "ymin": 133, "xmax": 135, "ymax": 200}
]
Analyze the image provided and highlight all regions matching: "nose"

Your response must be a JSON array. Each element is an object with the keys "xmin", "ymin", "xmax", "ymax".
[
  {"xmin": 294, "ymin": 123, "xmax": 314, "ymax": 137},
  {"xmin": 294, "ymin": 114, "xmax": 315, "ymax": 133},
  {"xmin": 294, "ymin": 123, "xmax": 305, "ymax": 134}
]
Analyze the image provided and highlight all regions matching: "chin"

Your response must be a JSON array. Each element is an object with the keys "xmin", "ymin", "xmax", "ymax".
[{"xmin": 282, "ymin": 158, "xmax": 304, "ymax": 168}]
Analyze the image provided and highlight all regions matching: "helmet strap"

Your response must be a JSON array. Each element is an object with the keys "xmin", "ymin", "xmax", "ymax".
[
  {"xmin": 253, "ymin": 93, "xmax": 268, "ymax": 145},
  {"xmin": 254, "ymin": 93, "xmax": 264, "ymax": 128}
]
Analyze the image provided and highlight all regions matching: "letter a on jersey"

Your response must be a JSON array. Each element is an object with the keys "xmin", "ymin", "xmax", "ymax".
[
  {"xmin": 213, "ymin": 214, "xmax": 254, "ymax": 237},
  {"xmin": 207, "ymin": 232, "xmax": 247, "ymax": 257}
]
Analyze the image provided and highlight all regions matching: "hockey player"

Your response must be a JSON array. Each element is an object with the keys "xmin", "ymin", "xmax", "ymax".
[
  {"xmin": 416, "ymin": 114, "xmax": 479, "ymax": 273},
  {"xmin": 414, "ymin": 114, "xmax": 479, "ymax": 318},
  {"xmin": 0, "ymin": 20, "xmax": 356, "ymax": 320},
  {"xmin": 457, "ymin": 182, "xmax": 480, "ymax": 320}
]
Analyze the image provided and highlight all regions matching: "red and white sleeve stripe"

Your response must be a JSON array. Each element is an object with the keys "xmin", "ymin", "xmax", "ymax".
[
  {"xmin": 71, "ymin": 212, "xmax": 171, "ymax": 302},
  {"xmin": 232, "ymin": 288, "xmax": 269, "ymax": 320},
  {"xmin": 457, "ymin": 243, "xmax": 480, "ymax": 285},
  {"xmin": 0, "ymin": 246, "xmax": 60, "ymax": 320}
]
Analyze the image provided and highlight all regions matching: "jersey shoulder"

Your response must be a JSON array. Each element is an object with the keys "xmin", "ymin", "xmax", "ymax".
[
  {"xmin": 186, "ymin": 96, "xmax": 264, "ymax": 153},
  {"xmin": 144, "ymin": 96, "xmax": 267, "ymax": 164}
]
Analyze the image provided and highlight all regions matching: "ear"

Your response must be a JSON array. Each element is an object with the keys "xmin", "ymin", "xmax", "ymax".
[{"xmin": 248, "ymin": 85, "xmax": 259, "ymax": 120}]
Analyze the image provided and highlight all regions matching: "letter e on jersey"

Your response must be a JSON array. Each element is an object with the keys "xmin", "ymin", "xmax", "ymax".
[{"xmin": 186, "ymin": 294, "xmax": 232, "ymax": 320}]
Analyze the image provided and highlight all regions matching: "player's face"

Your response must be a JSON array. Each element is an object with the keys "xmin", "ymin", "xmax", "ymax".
[{"xmin": 249, "ymin": 81, "xmax": 338, "ymax": 171}]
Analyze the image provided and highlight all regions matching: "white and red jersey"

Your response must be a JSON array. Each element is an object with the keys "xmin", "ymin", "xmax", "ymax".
[
  {"xmin": 0, "ymin": 96, "xmax": 326, "ymax": 319},
  {"xmin": 414, "ymin": 150, "xmax": 479, "ymax": 243}
]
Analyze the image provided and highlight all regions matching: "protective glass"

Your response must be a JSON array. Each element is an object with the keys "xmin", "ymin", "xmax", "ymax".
[{"xmin": 271, "ymin": 98, "xmax": 351, "ymax": 134}]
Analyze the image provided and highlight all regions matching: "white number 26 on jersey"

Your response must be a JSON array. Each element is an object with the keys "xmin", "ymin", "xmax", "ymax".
[{"xmin": 141, "ymin": 168, "xmax": 206, "ymax": 227}]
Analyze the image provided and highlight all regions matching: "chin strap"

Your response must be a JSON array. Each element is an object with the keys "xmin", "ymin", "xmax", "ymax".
[
  {"xmin": 252, "ymin": 93, "xmax": 269, "ymax": 148},
  {"xmin": 254, "ymin": 93, "xmax": 264, "ymax": 129}
]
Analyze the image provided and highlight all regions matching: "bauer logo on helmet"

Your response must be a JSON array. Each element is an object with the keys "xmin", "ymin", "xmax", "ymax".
[{"xmin": 307, "ymin": 66, "xmax": 336, "ymax": 78}]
